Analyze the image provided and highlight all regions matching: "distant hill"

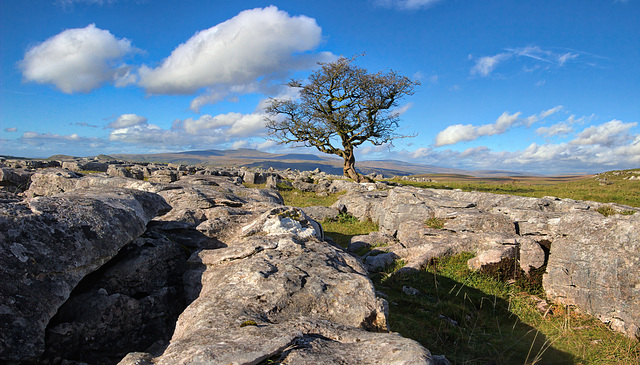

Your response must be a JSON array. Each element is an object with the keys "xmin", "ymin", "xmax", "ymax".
[{"xmin": 111, "ymin": 149, "xmax": 504, "ymax": 177}]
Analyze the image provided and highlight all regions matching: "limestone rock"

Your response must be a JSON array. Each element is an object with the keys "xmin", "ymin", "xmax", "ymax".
[
  {"xmin": 0, "ymin": 167, "xmax": 33, "ymax": 191},
  {"xmin": 120, "ymin": 205, "xmax": 434, "ymax": 364},
  {"xmin": 543, "ymin": 212, "xmax": 640, "ymax": 339},
  {"xmin": 331, "ymin": 190, "xmax": 388, "ymax": 222},
  {"xmin": 300, "ymin": 205, "xmax": 340, "ymax": 222},
  {"xmin": 26, "ymin": 168, "xmax": 161, "ymax": 197},
  {"xmin": 0, "ymin": 187, "xmax": 170, "ymax": 361},
  {"xmin": 467, "ymin": 244, "xmax": 517, "ymax": 271},
  {"xmin": 44, "ymin": 233, "xmax": 188, "ymax": 364}
]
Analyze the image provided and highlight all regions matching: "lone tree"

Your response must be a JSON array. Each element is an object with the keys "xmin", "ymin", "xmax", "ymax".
[{"xmin": 265, "ymin": 56, "xmax": 419, "ymax": 182}]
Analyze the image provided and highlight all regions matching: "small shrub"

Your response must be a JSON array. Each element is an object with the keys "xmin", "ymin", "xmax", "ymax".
[
  {"xmin": 596, "ymin": 206, "xmax": 617, "ymax": 217},
  {"xmin": 336, "ymin": 211, "xmax": 359, "ymax": 224},
  {"xmin": 621, "ymin": 210, "xmax": 636, "ymax": 215},
  {"xmin": 425, "ymin": 217, "xmax": 445, "ymax": 229}
]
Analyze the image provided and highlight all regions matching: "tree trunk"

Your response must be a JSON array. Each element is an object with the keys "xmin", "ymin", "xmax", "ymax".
[{"xmin": 343, "ymin": 148, "xmax": 362, "ymax": 182}]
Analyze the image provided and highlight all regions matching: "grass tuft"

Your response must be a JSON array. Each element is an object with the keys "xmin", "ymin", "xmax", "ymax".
[{"xmin": 425, "ymin": 217, "xmax": 446, "ymax": 229}]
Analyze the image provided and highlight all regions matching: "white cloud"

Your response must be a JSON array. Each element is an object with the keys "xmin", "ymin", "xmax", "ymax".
[
  {"xmin": 471, "ymin": 53, "xmax": 510, "ymax": 76},
  {"xmin": 435, "ymin": 111, "xmax": 521, "ymax": 146},
  {"xmin": 536, "ymin": 122, "xmax": 574, "ymax": 137},
  {"xmin": 4, "ymin": 127, "xmax": 18, "ymax": 132},
  {"xmin": 539, "ymin": 105, "xmax": 563, "ymax": 119},
  {"xmin": 107, "ymin": 112, "xmax": 267, "ymax": 149},
  {"xmin": 435, "ymin": 107, "xmax": 563, "ymax": 147},
  {"xmin": 615, "ymin": 136, "xmax": 640, "ymax": 160},
  {"xmin": 177, "ymin": 112, "xmax": 266, "ymax": 136},
  {"xmin": 375, "ymin": 0, "xmax": 443, "ymax": 10},
  {"xmin": 393, "ymin": 102, "xmax": 414, "ymax": 116},
  {"xmin": 570, "ymin": 119, "xmax": 637, "ymax": 147},
  {"xmin": 19, "ymin": 24, "xmax": 137, "ymax": 93},
  {"xmin": 20, "ymin": 131, "xmax": 106, "ymax": 148},
  {"xmin": 106, "ymin": 114, "xmax": 148, "ymax": 129},
  {"xmin": 137, "ymin": 6, "xmax": 331, "ymax": 110}
]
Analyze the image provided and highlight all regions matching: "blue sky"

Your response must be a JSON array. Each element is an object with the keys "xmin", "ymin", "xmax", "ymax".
[{"xmin": 1, "ymin": 0, "xmax": 639, "ymax": 174}]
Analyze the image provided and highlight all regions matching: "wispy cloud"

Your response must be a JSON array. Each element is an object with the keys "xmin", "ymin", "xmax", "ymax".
[
  {"xmin": 55, "ymin": 0, "xmax": 114, "ymax": 7},
  {"xmin": 71, "ymin": 122, "xmax": 99, "ymax": 128},
  {"xmin": 4, "ymin": 127, "xmax": 18, "ymax": 132},
  {"xmin": 375, "ymin": 0, "xmax": 443, "ymax": 10},
  {"xmin": 471, "ymin": 46, "xmax": 596, "ymax": 77},
  {"xmin": 471, "ymin": 53, "xmax": 511, "ymax": 77}
]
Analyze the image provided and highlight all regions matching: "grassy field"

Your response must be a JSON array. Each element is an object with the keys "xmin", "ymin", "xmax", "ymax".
[
  {"xmin": 399, "ymin": 169, "xmax": 640, "ymax": 208},
  {"xmin": 256, "ymin": 170, "xmax": 640, "ymax": 364}
]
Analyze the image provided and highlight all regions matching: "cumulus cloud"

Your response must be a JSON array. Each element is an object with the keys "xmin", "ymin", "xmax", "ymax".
[
  {"xmin": 435, "ymin": 111, "xmax": 521, "ymax": 146},
  {"xmin": 471, "ymin": 46, "xmax": 591, "ymax": 77},
  {"xmin": 107, "ymin": 112, "xmax": 267, "ymax": 149},
  {"xmin": 434, "ymin": 107, "xmax": 563, "ymax": 147},
  {"xmin": 570, "ymin": 119, "xmax": 637, "ymax": 147},
  {"xmin": 375, "ymin": 0, "xmax": 443, "ymax": 10},
  {"xmin": 106, "ymin": 114, "xmax": 148, "ymax": 129},
  {"xmin": 4, "ymin": 127, "xmax": 18, "ymax": 132},
  {"xmin": 19, "ymin": 24, "xmax": 137, "ymax": 93},
  {"xmin": 137, "ymin": 6, "xmax": 331, "ymax": 110}
]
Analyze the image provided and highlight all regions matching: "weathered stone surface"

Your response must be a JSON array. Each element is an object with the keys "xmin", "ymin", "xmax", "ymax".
[
  {"xmin": 467, "ymin": 244, "xmax": 517, "ymax": 271},
  {"xmin": 543, "ymin": 212, "xmax": 640, "ymax": 339},
  {"xmin": 331, "ymin": 190, "xmax": 388, "ymax": 222},
  {"xmin": 148, "ymin": 169, "xmax": 178, "ymax": 184},
  {"xmin": 292, "ymin": 178, "xmax": 331, "ymax": 193},
  {"xmin": 300, "ymin": 205, "xmax": 340, "ymax": 222},
  {"xmin": 378, "ymin": 187, "xmax": 475, "ymax": 236},
  {"xmin": 332, "ymin": 182, "xmax": 640, "ymax": 339},
  {"xmin": 348, "ymin": 231, "xmax": 396, "ymax": 253},
  {"xmin": 26, "ymin": 168, "xmax": 161, "ymax": 197},
  {"xmin": 44, "ymin": 233, "xmax": 188, "ymax": 364},
  {"xmin": 518, "ymin": 237, "xmax": 547, "ymax": 273},
  {"xmin": 0, "ymin": 187, "xmax": 170, "ymax": 361},
  {"xmin": 127, "ymin": 207, "xmax": 434, "ymax": 364},
  {"xmin": 0, "ymin": 167, "xmax": 33, "ymax": 190},
  {"xmin": 107, "ymin": 164, "xmax": 134, "ymax": 178}
]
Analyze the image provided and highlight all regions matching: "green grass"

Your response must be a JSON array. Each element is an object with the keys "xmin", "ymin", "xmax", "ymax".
[
  {"xmin": 375, "ymin": 254, "xmax": 640, "ymax": 364},
  {"xmin": 321, "ymin": 213, "xmax": 379, "ymax": 248}
]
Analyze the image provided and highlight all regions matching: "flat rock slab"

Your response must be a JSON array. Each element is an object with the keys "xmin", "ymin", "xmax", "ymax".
[
  {"xmin": 0, "ymin": 187, "xmax": 170, "ymax": 361},
  {"xmin": 544, "ymin": 212, "xmax": 640, "ymax": 338},
  {"xmin": 121, "ymin": 208, "xmax": 436, "ymax": 364}
]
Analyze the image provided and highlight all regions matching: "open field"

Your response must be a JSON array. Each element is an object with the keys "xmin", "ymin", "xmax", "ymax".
[{"xmin": 403, "ymin": 169, "xmax": 640, "ymax": 208}]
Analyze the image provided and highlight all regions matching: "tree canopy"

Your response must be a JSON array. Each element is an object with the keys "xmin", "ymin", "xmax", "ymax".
[{"xmin": 265, "ymin": 56, "xmax": 419, "ymax": 182}]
